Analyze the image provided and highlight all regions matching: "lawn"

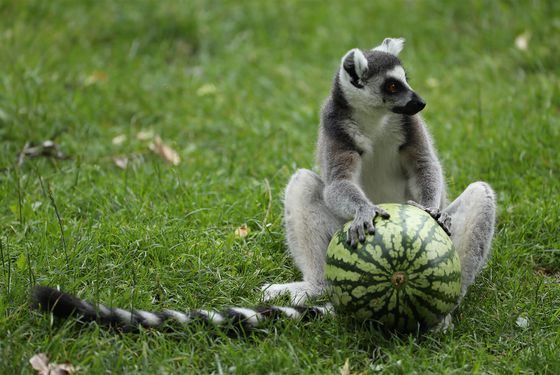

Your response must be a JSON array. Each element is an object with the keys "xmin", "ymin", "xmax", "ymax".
[{"xmin": 1, "ymin": 0, "xmax": 559, "ymax": 373}]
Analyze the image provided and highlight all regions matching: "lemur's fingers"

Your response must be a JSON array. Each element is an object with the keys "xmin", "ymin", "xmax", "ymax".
[
  {"xmin": 357, "ymin": 224, "xmax": 366, "ymax": 243},
  {"xmin": 364, "ymin": 219, "xmax": 375, "ymax": 235},
  {"xmin": 347, "ymin": 205, "xmax": 392, "ymax": 247},
  {"xmin": 347, "ymin": 222, "xmax": 367, "ymax": 248},
  {"xmin": 407, "ymin": 200, "xmax": 427, "ymax": 211},
  {"xmin": 407, "ymin": 200, "xmax": 451, "ymax": 235},
  {"xmin": 375, "ymin": 206, "xmax": 390, "ymax": 219},
  {"xmin": 346, "ymin": 226, "xmax": 359, "ymax": 248},
  {"xmin": 437, "ymin": 212, "xmax": 452, "ymax": 236},
  {"xmin": 428, "ymin": 208, "xmax": 441, "ymax": 219},
  {"xmin": 407, "ymin": 200, "xmax": 441, "ymax": 219}
]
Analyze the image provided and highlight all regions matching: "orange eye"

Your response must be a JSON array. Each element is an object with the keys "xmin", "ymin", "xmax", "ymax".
[{"xmin": 388, "ymin": 83, "xmax": 398, "ymax": 93}]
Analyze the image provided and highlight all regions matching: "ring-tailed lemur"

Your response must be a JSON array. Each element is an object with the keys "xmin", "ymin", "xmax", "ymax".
[
  {"xmin": 32, "ymin": 286, "xmax": 334, "ymax": 332},
  {"xmin": 32, "ymin": 38, "xmax": 496, "ymax": 333},
  {"xmin": 261, "ymin": 38, "xmax": 496, "ymax": 326}
]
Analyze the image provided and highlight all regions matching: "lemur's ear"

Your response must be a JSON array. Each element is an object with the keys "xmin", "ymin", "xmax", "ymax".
[
  {"xmin": 340, "ymin": 48, "xmax": 368, "ymax": 88},
  {"xmin": 372, "ymin": 37, "xmax": 405, "ymax": 56}
]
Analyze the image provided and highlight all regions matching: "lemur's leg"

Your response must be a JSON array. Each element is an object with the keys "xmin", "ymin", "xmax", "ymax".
[
  {"xmin": 443, "ymin": 181, "xmax": 496, "ymax": 299},
  {"xmin": 261, "ymin": 169, "xmax": 344, "ymax": 305}
]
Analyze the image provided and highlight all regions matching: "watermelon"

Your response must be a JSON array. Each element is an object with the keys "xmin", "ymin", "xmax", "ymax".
[{"xmin": 325, "ymin": 203, "xmax": 461, "ymax": 332}]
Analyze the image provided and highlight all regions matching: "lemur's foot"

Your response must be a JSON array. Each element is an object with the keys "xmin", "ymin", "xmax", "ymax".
[
  {"xmin": 407, "ymin": 200, "xmax": 452, "ymax": 236},
  {"xmin": 432, "ymin": 314, "xmax": 454, "ymax": 332},
  {"xmin": 260, "ymin": 282, "xmax": 326, "ymax": 305},
  {"xmin": 437, "ymin": 211, "xmax": 452, "ymax": 236}
]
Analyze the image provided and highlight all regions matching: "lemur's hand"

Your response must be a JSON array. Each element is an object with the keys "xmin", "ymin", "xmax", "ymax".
[
  {"xmin": 347, "ymin": 204, "xmax": 390, "ymax": 248},
  {"xmin": 407, "ymin": 200, "xmax": 452, "ymax": 236}
]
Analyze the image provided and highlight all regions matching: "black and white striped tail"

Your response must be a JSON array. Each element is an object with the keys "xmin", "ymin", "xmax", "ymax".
[{"xmin": 31, "ymin": 286, "xmax": 334, "ymax": 332}]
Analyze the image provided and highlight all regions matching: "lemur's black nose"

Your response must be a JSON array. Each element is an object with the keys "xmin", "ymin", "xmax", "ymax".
[
  {"xmin": 411, "ymin": 92, "xmax": 426, "ymax": 110},
  {"xmin": 406, "ymin": 93, "xmax": 426, "ymax": 114},
  {"xmin": 391, "ymin": 92, "xmax": 426, "ymax": 115},
  {"xmin": 415, "ymin": 97, "xmax": 426, "ymax": 112}
]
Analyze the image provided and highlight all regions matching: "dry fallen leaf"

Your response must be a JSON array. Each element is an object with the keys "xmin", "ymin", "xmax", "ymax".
[
  {"xmin": 136, "ymin": 130, "xmax": 155, "ymax": 141},
  {"xmin": 340, "ymin": 358, "xmax": 351, "ymax": 375},
  {"xmin": 371, "ymin": 363, "xmax": 384, "ymax": 372},
  {"xmin": 234, "ymin": 224, "xmax": 250, "ymax": 238},
  {"xmin": 30, "ymin": 353, "xmax": 79, "ymax": 375},
  {"xmin": 515, "ymin": 31, "xmax": 531, "ymax": 51},
  {"xmin": 112, "ymin": 155, "xmax": 129, "ymax": 169},
  {"xmin": 196, "ymin": 83, "xmax": 217, "ymax": 96},
  {"xmin": 84, "ymin": 70, "xmax": 108, "ymax": 85},
  {"xmin": 112, "ymin": 134, "xmax": 127, "ymax": 145},
  {"xmin": 30, "ymin": 353, "xmax": 49, "ymax": 374},
  {"xmin": 516, "ymin": 315, "xmax": 529, "ymax": 329},
  {"xmin": 535, "ymin": 266, "xmax": 560, "ymax": 282},
  {"xmin": 148, "ymin": 135, "xmax": 181, "ymax": 165}
]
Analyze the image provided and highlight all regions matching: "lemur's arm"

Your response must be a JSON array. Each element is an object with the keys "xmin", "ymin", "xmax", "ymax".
[
  {"xmin": 399, "ymin": 116, "xmax": 446, "ymax": 209},
  {"xmin": 403, "ymin": 151, "xmax": 444, "ymax": 208},
  {"xmin": 323, "ymin": 149, "xmax": 367, "ymax": 217},
  {"xmin": 399, "ymin": 116, "xmax": 450, "ymax": 233},
  {"xmin": 322, "ymin": 146, "xmax": 389, "ymax": 247}
]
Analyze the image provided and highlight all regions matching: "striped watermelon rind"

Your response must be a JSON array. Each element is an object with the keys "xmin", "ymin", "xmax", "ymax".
[{"xmin": 325, "ymin": 203, "xmax": 461, "ymax": 332}]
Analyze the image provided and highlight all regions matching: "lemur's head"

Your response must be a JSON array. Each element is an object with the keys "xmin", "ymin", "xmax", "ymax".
[{"xmin": 338, "ymin": 38, "xmax": 425, "ymax": 116}]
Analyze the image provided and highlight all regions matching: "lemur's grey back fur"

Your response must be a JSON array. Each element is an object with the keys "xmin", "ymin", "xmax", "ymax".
[{"xmin": 32, "ymin": 286, "xmax": 334, "ymax": 333}]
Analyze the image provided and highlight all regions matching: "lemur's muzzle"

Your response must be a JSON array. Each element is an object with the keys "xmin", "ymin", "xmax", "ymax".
[{"xmin": 392, "ymin": 92, "xmax": 426, "ymax": 116}]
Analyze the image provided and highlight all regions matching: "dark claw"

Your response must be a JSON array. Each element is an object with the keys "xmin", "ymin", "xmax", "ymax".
[
  {"xmin": 365, "ymin": 220, "xmax": 375, "ymax": 235},
  {"xmin": 357, "ymin": 225, "xmax": 365, "ymax": 242},
  {"xmin": 347, "ymin": 229, "xmax": 358, "ymax": 248},
  {"xmin": 438, "ymin": 220, "xmax": 451, "ymax": 236},
  {"xmin": 408, "ymin": 200, "xmax": 441, "ymax": 220},
  {"xmin": 437, "ymin": 212, "xmax": 452, "ymax": 236},
  {"xmin": 427, "ymin": 207, "xmax": 441, "ymax": 219},
  {"xmin": 378, "ymin": 210, "xmax": 390, "ymax": 219}
]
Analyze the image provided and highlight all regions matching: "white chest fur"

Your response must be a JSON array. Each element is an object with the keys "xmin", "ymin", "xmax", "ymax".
[{"xmin": 350, "ymin": 113, "xmax": 409, "ymax": 204}]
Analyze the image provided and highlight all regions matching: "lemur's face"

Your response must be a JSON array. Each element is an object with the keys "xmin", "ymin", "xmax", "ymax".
[{"xmin": 338, "ymin": 38, "xmax": 426, "ymax": 116}]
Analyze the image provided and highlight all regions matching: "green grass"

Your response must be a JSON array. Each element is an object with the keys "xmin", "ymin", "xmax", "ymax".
[{"xmin": 1, "ymin": 0, "xmax": 559, "ymax": 373}]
